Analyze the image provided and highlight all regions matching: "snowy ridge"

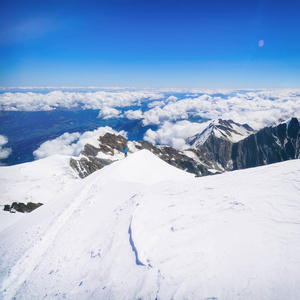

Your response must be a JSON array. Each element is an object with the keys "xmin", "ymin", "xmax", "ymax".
[
  {"xmin": 1, "ymin": 150, "xmax": 300, "ymax": 299},
  {"xmin": 278, "ymin": 116, "xmax": 300, "ymax": 127},
  {"xmin": 188, "ymin": 123, "xmax": 213, "ymax": 148},
  {"xmin": 98, "ymin": 150, "xmax": 193, "ymax": 185}
]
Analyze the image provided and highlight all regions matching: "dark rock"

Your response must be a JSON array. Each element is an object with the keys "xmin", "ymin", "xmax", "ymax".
[
  {"xmin": 231, "ymin": 119, "xmax": 299, "ymax": 170},
  {"xmin": 81, "ymin": 144, "xmax": 100, "ymax": 157},
  {"xmin": 3, "ymin": 204, "xmax": 10, "ymax": 211},
  {"xmin": 192, "ymin": 134, "xmax": 233, "ymax": 171},
  {"xmin": 4, "ymin": 202, "xmax": 43, "ymax": 213},
  {"xmin": 70, "ymin": 157, "xmax": 111, "ymax": 179},
  {"xmin": 11, "ymin": 202, "xmax": 27, "ymax": 213},
  {"xmin": 288, "ymin": 117, "xmax": 299, "ymax": 139},
  {"xmin": 99, "ymin": 133, "xmax": 128, "ymax": 153},
  {"xmin": 26, "ymin": 202, "xmax": 43, "ymax": 212}
]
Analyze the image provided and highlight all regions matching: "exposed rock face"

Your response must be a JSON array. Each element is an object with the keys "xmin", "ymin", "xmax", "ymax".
[
  {"xmin": 69, "ymin": 133, "xmax": 130, "ymax": 179},
  {"xmin": 192, "ymin": 117, "xmax": 299, "ymax": 172},
  {"xmin": 3, "ymin": 202, "xmax": 43, "ymax": 213},
  {"xmin": 231, "ymin": 118, "xmax": 300, "ymax": 170},
  {"xmin": 70, "ymin": 156, "xmax": 112, "ymax": 179},
  {"xmin": 190, "ymin": 135, "xmax": 233, "ymax": 172}
]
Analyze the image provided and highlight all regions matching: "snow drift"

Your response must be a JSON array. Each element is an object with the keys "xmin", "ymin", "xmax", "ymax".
[{"xmin": 0, "ymin": 150, "xmax": 300, "ymax": 299}]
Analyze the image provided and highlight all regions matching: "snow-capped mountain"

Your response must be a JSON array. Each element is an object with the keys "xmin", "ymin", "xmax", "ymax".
[
  {"xmin": 0, "ymin": 150, "xmax": 300, "ymax": 299},
  {"xmin": 187, "ymin": 119, "xmax": 255, "ymax": 148},
  {"xmin": 186, "ymin": 117, "xmax": 300, "ymax": 172}
]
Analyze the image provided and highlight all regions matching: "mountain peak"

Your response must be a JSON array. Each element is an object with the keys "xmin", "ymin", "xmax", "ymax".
[
  {"xmin": 99, "ymin": 149, "xmax": 193, "ymax": 185},
  {"xmin": 187, "ymin": 119, "xmax": 255, "ymax": 147}
]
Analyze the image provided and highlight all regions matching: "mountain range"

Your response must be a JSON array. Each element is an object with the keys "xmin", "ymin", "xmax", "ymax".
[{"xmin": 70, "ymin": 117, "xmax": 300, "ymax": 178}]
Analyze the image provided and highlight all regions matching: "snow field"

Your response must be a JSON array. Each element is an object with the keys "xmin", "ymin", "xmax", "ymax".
[
  {"xmin": 0, "ymin": 155, "xmax": 80, "ymax": 232},
  {"xmin": 130, "ymin": 167, "xmax": 300, "ymax": 299},
  {"xmin": 0, "ymin": 150, "xmax": 299, "ymax": 299}
]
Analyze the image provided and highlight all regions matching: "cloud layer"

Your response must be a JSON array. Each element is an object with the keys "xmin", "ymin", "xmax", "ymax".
[
  {"xmin": 0, "ymin": 90, "xmax": 164, "ymax": 111},
  {"xmin": 142, "ymin": 90, "xmax": 300, "ymax": 130},
  {"xmin": 1, "ymin": 88, "xmax": 299, "ymax": 132}
]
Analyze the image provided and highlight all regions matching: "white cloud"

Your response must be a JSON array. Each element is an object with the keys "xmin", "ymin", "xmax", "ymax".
[
  {"xmin": 143, "ymin": 94, "xmax": 212, "ymax": 126},
  {"xmin": 98, "ymin": 107, "xmax": 121, "ymax": 119},
  {"xmin": 142, "ymin": 90, "xmax": 300, "ymax": 130},
  {"xmin": 0, "ymin": 135, "xmax": 12, "ymax": 160},
  {"xmin": 166, "ymin": 95, "xmax": 178, "ymax": 102},
  {"xmin": 33, "ymin": 127, "xmax": 127, "ymax": 160},
  {"xmin": 124, "ymin": 109, "xmax": 143, "ymax": 120},
  {"xmin": 0, "ymin": 135, "xmax": 8, "ymax": 146},
  {"xmin": 146, "ymin": 96, "xmax": 178, "ymax": 109},
  {"xmin": 144, "ymin": 120, "xmax": 209, "ymax": 150},
  {"xmin": 33, "ymin": 132, "xmax": 81, "ymax": 159},
  {"xmin": 0, "ymin": 90, "xmax": 164, "ymax": 111},
  {"xmin": 147, "ymin": 101, "xmax": 166, "ymax": 108}
]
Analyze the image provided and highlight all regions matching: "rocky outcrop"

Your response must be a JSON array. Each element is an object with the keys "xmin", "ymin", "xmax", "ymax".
[
  {"xmin": 70, "ymin": 156, "xmax": 112, "ymax": 179},
  {"xmin": 70, "ymin": 133, "xmax": 129, "ymax": 179},
  {"xmin": 3, "ymin": 202, "xmax": 43, "ymax": 213}
]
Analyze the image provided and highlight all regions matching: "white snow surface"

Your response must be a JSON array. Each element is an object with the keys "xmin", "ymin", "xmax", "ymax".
[
  {"xmin": 0, "ymin": 150, "xmax": 300, "ymax": 299},
  {"xmin": 0, "ymin": 155, "xmax": 80, "ymax": 231},
  {"xmin": 190, "ymin": 124, "xmax": 213, "ymax": 148},
  {"xmin": 212, "ymin": 121, "xmax": 254, "ymax": 143}
]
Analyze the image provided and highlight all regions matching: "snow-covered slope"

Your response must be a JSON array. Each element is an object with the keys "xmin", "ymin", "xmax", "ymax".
[
  {"xmin": 97, "ymin": 149, "xmax": 194, "ymax": 185},
  {"xmin": 0, "ymin": 155, "xmax": 80, "ymax": 231},
  {"xmin": 0, "ymin": 150, "xmax": 300, "ymax": 300}
]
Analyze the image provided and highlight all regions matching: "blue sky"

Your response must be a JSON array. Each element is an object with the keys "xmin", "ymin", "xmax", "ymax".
[{"xmin": 0, "ymin": 0, "xmax": 299, "ymax": 88}]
